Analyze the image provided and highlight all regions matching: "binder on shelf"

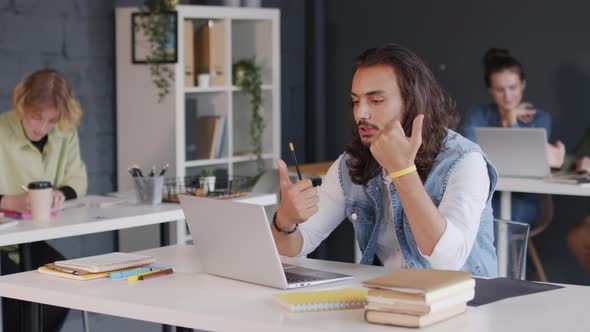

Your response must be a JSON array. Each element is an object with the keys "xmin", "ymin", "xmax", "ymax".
[
  {"xmin": 196, "ymin": 115, "xmax": 221, "ymax": 159},
  {"xmin": 194, "ymin": 20, "xmax": 226, "ymax": 86},
  {"xmin": 215, "ymin": 116, "xmax": 226, "ymax": 158},
  {"xmin": 185, "ymin": 99, "xmax": 198, "ymax": 160},
  {"xmin": 183, "ymin": 20, "xmax": 195, "ymax": 86},
  {"xmin": 273, "ymin": 288, "xmax": 367, "ymax": 313}
]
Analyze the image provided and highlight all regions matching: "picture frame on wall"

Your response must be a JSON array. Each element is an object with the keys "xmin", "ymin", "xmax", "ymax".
[{"xmin": 131, "ymin": 11, "xmax": 178, "ymax": 64}]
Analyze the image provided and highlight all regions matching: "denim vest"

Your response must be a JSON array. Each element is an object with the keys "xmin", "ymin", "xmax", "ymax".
[{"xmin": 339, "ymin": 129, "xmax": 498, "ymax": 277}]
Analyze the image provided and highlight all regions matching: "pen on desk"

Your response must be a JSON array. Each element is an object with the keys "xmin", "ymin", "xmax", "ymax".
[
  {"xmin": 48, "ymin": 265, "xmax": 80, "ymax": 275},
  {"xmin": 288, "ymin": 142, "xmax": 303, "ymax": 181},
  {"xmin": 158, "ymin": 163, "xmax": 169, "ymax": 176},
  {"xmin": 20, "ymin": 185, "xmax": 29, "ymax": 192},
  {"xmin": 127, "ymin": 269, "xmax": 161, "ymax": 281},
  {"xmin": 138, "ymin": 268, "xmax": 174, "ymax": 280},
  {"xmin": 148, "ymin": 263, "xmax": 173, "ymax": 270}
]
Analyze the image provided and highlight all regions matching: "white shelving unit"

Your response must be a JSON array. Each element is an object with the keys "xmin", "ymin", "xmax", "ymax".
[{"xmin": 115, "ymin": 5, "xmax": 281, "ymax": 245}]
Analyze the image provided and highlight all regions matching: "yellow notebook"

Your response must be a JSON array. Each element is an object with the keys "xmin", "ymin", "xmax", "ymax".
[
  {"xmin": 273, "ymin": 288, "xmax": 367, "ymax": 313},
  {"xmin": 38, "ymin": 266, "xmax": 110, "ymax": 281}
]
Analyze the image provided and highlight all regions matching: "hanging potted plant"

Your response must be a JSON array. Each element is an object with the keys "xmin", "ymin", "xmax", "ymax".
[
  {"xmin": 233, "ymin": 58, "xmax": 265, "ymax": 178},
  {"xmin": 134, "ymin": 0, "xmax": 179, "ymax": 102}
]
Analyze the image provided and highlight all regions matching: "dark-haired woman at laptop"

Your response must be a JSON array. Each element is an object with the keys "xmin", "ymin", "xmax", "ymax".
[{"xmin": 462, "ymin": 48, "xmax": 565, "ymax": 226}]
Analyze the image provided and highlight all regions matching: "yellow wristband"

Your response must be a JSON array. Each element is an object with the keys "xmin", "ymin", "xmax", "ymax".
[{"xmin": 389, "ymin": 165, "xmax": 417, "ymax": 179}]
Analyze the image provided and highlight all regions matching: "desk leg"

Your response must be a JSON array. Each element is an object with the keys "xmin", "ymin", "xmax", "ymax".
[
  {"xmin": 160, "ymin": 223, "xmax": 172, "ymax": 332},
  {"xmin": 176, "ymin": 327, "xmax": 194, "ymax": 332},
  {"xmin": 18, "ymin": 243, "xmax": 42, "ymax": 332},
  {"xmin": 160, "ymin": 222, "xmax": 171, "ymax": 247},
  {"xmin": 497, "ymin": 191, "xmax": 512, "ymax": 278}
]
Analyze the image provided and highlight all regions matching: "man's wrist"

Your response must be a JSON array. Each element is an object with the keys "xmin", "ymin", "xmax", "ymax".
[
  {"xmin": 391, "ymin": 169, "xmax": 421, "ymax": 189},
  {"xmin": 276, "ymin": 208, "xmax": 293, "ymax": 229},
  {"xmin": 273, "ymin": 210, "xmax": 298, "ymax": 235}
]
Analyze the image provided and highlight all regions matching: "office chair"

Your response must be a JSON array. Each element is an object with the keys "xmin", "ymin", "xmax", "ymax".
[{"xmin": 494, "ymin": 219, "xmax": 530, "ymax": 280}]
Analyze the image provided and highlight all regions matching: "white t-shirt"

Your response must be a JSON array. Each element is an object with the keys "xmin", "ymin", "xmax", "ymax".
[{"xmin": 298, "ymin": 152, "xmax": 490, "ymax": 271}]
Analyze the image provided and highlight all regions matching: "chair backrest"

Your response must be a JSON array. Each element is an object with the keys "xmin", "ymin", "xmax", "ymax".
[
  {"xmin": 494, "ymin": 219, "xmax": 530, "ymax": 280},
  {"xmin": 530, "ymin": 194, "xmax": 554, "ymax": 238}
]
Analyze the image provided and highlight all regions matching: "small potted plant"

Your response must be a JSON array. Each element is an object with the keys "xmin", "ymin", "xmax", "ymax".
[
  {"xmin": 197, "ymin": 66, "xmax": 210, "ymax": 87},
  {"xmin": 199, "ymin": 168, "xmax": 216, "ymax": 192}
]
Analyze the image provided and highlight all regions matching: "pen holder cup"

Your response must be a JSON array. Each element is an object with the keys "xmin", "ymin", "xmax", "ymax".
[{"xmin": 134, "ymin": 176, "xmax": 164, "ymax": 205}]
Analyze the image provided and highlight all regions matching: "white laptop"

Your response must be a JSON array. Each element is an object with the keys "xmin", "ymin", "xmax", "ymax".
[
  {"xmin": 178, "ymin": 195, "xmax": 353, "ymax": 289},
  {"xmin": 475, "ymin": 127, "xmax": 550, "ymax": 178}
]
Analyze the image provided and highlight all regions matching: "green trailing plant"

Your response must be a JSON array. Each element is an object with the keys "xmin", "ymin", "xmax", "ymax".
[
  {"xmin": 137, "ymin": 0, "xmax": 178, "ymax": 102},
  {"xmin": 233, "ymin": 58, "xmax": 265, "ymax": 177}
]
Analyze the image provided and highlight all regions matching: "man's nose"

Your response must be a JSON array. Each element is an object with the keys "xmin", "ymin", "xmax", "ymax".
[{"xmin": 357, "ymin": 102, "xmax": 370, "ymax": 119}]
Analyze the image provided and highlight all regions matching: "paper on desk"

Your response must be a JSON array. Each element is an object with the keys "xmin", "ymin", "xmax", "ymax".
[
  {"xmin": 0, "ymin": 217, "xmax": 18, "ymax": 230},
  {"xmin": 468, "ymin": 277, "xmax": 563, "ymax": 307},
  {"xmin": 62, "ymin": 195, "xmax": 128, "ymax": 209}
]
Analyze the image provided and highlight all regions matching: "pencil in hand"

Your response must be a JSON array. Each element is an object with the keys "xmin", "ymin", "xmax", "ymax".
[{"xmin": 289, "ymin": 142, "xmax": 303, "ymax": 181}]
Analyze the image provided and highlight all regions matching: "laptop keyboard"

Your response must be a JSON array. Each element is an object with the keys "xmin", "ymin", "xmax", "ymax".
[{"xmin": 284, "ymin": 271, "xmax": 323, "ymax": 283}]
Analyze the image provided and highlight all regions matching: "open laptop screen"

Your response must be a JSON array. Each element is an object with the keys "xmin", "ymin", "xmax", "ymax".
[{"xmin": 475, "ymin": 127, "xmax": 550, "ymax": 178}]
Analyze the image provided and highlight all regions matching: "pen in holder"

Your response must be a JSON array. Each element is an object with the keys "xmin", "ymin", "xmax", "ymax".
[{"xmin": 134, "ymin": 176, "xmax": 164, "ymax": 205}]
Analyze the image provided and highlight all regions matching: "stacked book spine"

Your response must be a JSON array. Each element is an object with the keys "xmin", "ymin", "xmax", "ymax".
[{"xmin": 362, "ymin": 269, "xmax": 475, "ymax": 328}]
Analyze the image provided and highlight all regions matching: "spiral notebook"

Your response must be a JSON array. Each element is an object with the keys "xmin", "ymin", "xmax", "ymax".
[
  {"xmin": 273, "ymin": 288, "xmax": 368, "ymax": 313},
  {"xmin": 54, "ymin": 252, "xmax": 155, "ymax": 273}
]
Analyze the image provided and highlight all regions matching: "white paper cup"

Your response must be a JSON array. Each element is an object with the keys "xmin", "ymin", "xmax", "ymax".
[{"xmin": 28, "ymin": 181, "xmax": 53, "ymax": 222}]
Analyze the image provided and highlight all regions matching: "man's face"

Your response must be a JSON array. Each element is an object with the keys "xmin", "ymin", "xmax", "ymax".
[
  {"xmin": 351, "ymin": 65, "xmax": 404, "ymax": 146},
  {"xmin": 22, "ymin": 106, "xmax": 60, "ymax": 142},
  {"xmin": 488, "ymin": 69, "xmax": 525, "ymax": 111}
]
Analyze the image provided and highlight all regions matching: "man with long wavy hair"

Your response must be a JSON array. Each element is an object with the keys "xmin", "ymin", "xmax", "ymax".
[{"xmin": 272, "ymin": 44, "xmax": 498, "ymax": 277}]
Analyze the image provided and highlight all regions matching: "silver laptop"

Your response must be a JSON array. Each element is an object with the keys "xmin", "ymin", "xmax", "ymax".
[
  {"xmin": 178, "ymin": 195, "xmax": 353, "ymax": 289},
  {"xmin": 475, "ymin": 127, "xmax": 550, "ymax": 178}
]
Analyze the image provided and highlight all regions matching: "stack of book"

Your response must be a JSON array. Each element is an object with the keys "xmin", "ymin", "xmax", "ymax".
[
  {"xmin": 362, "ymin": 269, "xmax": 475, "ymax": 328},
  {"xmin": 37, "ymin": 252, "xmax": 156, "ymax": 281}
]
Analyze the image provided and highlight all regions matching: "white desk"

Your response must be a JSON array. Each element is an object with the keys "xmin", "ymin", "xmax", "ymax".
[
  {"xmin": 0, "ymin": 193, "xmax": 276, "ymax": 331},
  {"xmin": 0, "ymin": 193, "xmax": 277, "ymax": 247},
  {"xmin": 0, "ymin": 244, "xmax": 588, "ymax": 331},
  {"xmin": 495, "ymin": 177, "xmax": 590, "ymax": 276},
  {"xmin": 0, "ymin": 201, "xmax": 183, "ymax": 248}
]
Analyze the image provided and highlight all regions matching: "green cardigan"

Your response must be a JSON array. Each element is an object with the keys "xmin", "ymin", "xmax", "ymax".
[{"xmin": 0, "ymin": 110, "xmax": 87, "ymax": 197}]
